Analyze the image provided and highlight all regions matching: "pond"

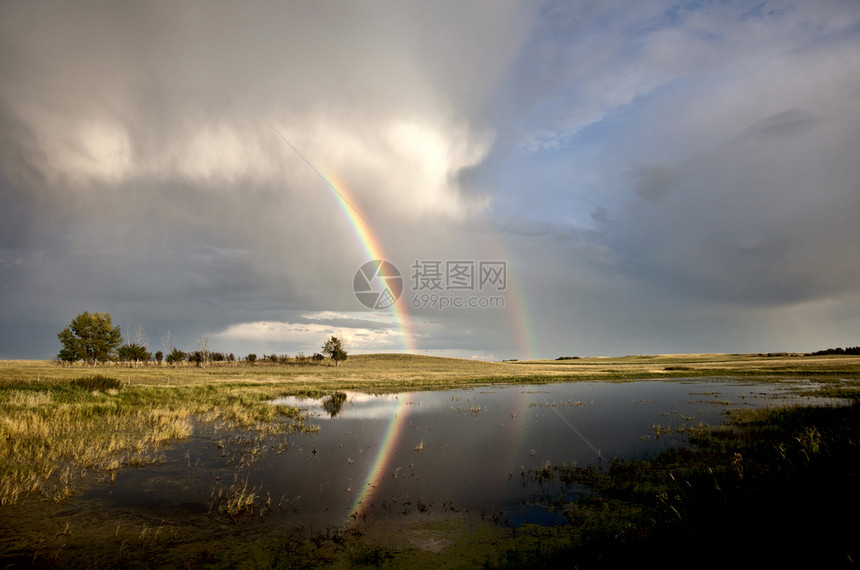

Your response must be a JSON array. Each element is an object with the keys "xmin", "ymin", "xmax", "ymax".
[{"xmin": 84, "ymin": 378, "xmax": 841, "ymax": 530}]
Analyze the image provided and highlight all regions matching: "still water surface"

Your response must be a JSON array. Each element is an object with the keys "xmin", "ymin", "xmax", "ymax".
[{"xmin": 87, "ymin": 379, "xmax": 836, "ymax": 529}]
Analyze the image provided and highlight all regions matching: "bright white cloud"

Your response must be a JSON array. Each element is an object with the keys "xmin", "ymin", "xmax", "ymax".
[{"xmin": 211, "ymin": 311, "xmax": 406, "ymax": 354}]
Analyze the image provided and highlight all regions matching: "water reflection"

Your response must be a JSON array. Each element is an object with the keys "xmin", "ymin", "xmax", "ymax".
[
  {"xmin": 322, "ymin": 392, "xmax": 347, "ymax": 417},
  {"xmin": 90, "ymin": 379, "xmax": 843, "ymax": 530}
]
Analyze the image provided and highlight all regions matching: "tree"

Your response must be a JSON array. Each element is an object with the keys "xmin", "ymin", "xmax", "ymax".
[
  {"xmin": 161, "ymin": 331, "xmax": 175, "ymax": 358},
  {"xmin": 196, "ymin": 336, "xmax": 210, "ymax": 368},
  {"xmin": 155, "ymin": 350, "xmax": 164, "ymax": 365},
  {"xmin": 119, "ymin": 325, "xmax": 151, "ymax": 367},
  {"xmin": 165, "ymin": 348, "xmax": 186, "ymax": 365},
  {"xmin": 117, "ymin": 343, "xmax": 152, "ymax": 367},
  {"xmin": 322, "ymin": 336, "xmax": 348, "ymax": 367},
  {"xmin": 246, "ymin": 353, "xmax": 257, "ymax": 366},
  {"xmin": 57, "ymin": 311, "xmax": 122, "ymax": 366}
]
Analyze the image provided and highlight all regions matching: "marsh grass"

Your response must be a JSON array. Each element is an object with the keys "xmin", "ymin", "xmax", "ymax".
[
  {"xmin": 501, "ymin": 400, "xmax": 860, "ymax": 568},
  {"xmin": 70, "ymin": 374, "xmax": 123, "ymax": 392},
  {"xmin": 0, "ymin": 373, "xmax": 307, "ymax": 505},
  {"xmin": 208, "ymin": 475, "xmax": 270, "ymax": 518}
]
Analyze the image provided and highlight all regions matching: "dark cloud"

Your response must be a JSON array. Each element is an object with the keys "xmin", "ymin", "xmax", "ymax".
[
  {"xmin": 2, "ymin": 1, "xmax": 860, "ymax": 359},
  {"xmin": 617, "ymin": 107, "xmax": 860, "ymax": 308},
  {"xmin": 634, "ymin": 164, "xmax": 677, "ymax": 202},
  {"xmin": 741, "ymin": 109, "xmax": 824, "ymax": 142}
]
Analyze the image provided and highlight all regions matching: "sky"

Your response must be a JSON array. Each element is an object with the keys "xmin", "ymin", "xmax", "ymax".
[{"xmin": 1, "ymin": 1, "xmax": 859, "ymax": 360}]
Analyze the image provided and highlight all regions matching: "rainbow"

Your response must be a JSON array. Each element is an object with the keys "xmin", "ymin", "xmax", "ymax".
[
  {"xmin": 346, "ymin": 393, "xmax": 414, "ymax": 524},
  {"xmin": 314, "ymin": 168, "xmax": 421, "ymax": 526},
  {"xmin": 318, "ymin": 169, "xmax": 543, "ymax": 525},
  {"xmin": 257, "ymin": 111, "xmax": 415, "ymax": 353},
  {"xmin": 316, "ymin": 168, "xmax": 416, "ymax": 353},
  {"xmin": 260, "ymin": 113, "xmax": 550, "ymax": 525},
  {"xmin": 484, "ymin": 238, "xmax": 538, "ymax": 360},
  {"xmin": 309, "ymin": 167, "xmax": 422, "ymax": 522},
  {"xmin": 505, "ymin": 267, "xmax": 538, "ymax": 360},
  {"xmin": 264, "ymin": 129, "xmax": 423, "ymax": 525}
]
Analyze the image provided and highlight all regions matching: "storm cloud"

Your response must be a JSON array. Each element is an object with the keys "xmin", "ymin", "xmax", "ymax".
[{"xmin": 2, "ymin": 1, "xmax": 859, "ymax": 359}]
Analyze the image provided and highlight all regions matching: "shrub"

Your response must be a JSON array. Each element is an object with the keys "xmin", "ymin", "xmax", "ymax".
[
  {"xmin": 71, "ymin": 375, "xmax": 122, "ymax": 392},
  {"xmin": 117, "ymin": 343, "xmax": 152, "ymax": 365},
  {"xmin": 165, "ymin": 348, "xmax": 186, "ymax": 365}
]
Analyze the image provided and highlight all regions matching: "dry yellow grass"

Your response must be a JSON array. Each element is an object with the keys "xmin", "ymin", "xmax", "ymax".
[
  {"xmin": 0, "ymin": 368, "xmax": 311, "ymax": 505},
  {"xmin": 4, "ymin": 352, "xmax": 859, "ymax": 389}
]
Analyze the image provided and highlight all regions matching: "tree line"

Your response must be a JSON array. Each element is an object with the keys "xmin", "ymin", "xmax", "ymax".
[
  {"xmin": 808, "ymin": 346, "xmax": 860, "ymax": 356},
  {"xmin": 56, "ymin": 311, "xmax": 347, "ymax": 368}
]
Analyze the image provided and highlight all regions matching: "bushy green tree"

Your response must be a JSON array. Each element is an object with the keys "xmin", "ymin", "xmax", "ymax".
[
  {"xmin": 188, "ymin": 350, "xmax": 207, "ymax": 367},
  {"xmin": 165, "ymin": 348, "xmax": 186, "ymax": 365},
  {"xmin": 322, "ymin": 336, "xmax": 347, "ymax": 367},
  {"xmin": 117, "ymin": 343, "xmax": 152, "ymax": 367},
  {"xmin": 57, "ymin": 311, "xmax": 122, "ymax": 366}
]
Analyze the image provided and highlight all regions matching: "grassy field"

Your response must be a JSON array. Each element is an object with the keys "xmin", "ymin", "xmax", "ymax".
[
  {"xmin": 1, "ymin": 353, "xmax": 858, "ymax": 566},
  {"xmin": 4, "ymin": 351, "xmax": 860, "ymax": 388}
]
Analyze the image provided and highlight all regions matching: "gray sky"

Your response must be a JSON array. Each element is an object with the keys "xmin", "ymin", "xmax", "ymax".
[{"xmin": 2, "ymin": 1, "xmax": 859, "ymax": 360}]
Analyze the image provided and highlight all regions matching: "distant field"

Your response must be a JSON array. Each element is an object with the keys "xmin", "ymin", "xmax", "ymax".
[{"xmin": 2, "ymin": 352, "xmax": 860, "ymax": 392}]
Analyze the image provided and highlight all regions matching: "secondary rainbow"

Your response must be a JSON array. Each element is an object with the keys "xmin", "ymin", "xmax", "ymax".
[{"xmin": 484, "ymin": 237, "xmax": 538, "ymax": 360}]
